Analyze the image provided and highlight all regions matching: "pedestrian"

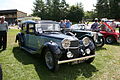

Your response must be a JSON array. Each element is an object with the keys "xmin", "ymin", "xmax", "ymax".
[
  {"xmin": 91, "ymin": 18, "xmax": 100, "ymax": 31},
  {"xmin": 65, "ymin": 20, "xmax": 72, "ymax": 28},
  {"xmin": 110, "ymin": 20, "xmax": 117, "ymax": 31},
  {"xmin": 99, "ymin": 20, "xmax": 107, "ymax": 31},
  {"xmin": 59, "ymin": 20, "xmax": 65, "ymax": 28},
  {"xmin": 0, "ymin": 16, "xmax": 8, "ymax": 50}
]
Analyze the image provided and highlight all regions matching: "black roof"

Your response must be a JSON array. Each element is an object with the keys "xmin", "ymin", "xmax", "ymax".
[{"xmin": 0, "ymin": 9, "xmax": 18, "ymax": 13}]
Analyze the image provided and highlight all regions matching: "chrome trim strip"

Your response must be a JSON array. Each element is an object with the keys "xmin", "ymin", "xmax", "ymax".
[{"xmin": 58, "ymin": 55, "xmax": 95, "ymax": 64}]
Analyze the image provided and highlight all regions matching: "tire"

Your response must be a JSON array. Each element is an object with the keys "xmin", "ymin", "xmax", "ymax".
[
  {"xmin": 18, "ymin": 37, "xmax": 24, "ymax": 47},
  {"xmin": 0, "ymin": 65, "xmax": 2, "ymax": 80},
  {"xmin": 105, "ymin": 36, "xmax": 116, "ymax": 44},
  {"xmin": 96, "ymin": 36, "xmax": 105, "ymax": 47},
  {"xmin": 44, "ymin": 48, "xmax": 59, "ymax": 72}
]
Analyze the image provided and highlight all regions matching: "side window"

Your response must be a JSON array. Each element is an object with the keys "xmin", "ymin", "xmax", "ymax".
[
  {"xmin": 28, "ymin": 24, "xmax": 35, "ymax": 33},
  {"xmin": 21, "ymin": 23, "xmax": 27, "ymax": 32}
]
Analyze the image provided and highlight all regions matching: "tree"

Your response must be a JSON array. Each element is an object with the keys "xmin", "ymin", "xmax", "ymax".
[
  {"xmin": 84, "ymin": 11, "xmax": 97, "ymax": 19},
  {"xmin": 59, "ymin": 0, "xmax": 69, "ymax": 19},
  {"xmin": 32, "ymin": 0, "xmax": 45, "ymax": 19},
  {"xmin": 95, "ymin": 0, "xmax": 120, "ymax": 19},
  {"xmin": 67, "ymin": 3, "xmax": 84, "ymax": 22}
]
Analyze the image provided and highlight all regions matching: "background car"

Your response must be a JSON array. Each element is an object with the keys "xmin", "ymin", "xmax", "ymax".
[
  {"xmin": 15, "ymin": 20, "xmax": 96, "ymax": 71},
  {"xmin": 99, "ymin": 22, "xmax": 120, "ymax": 44},
  {"xmin": 64, "ymin": 24, "xmax": 105, "ymax": 47}
]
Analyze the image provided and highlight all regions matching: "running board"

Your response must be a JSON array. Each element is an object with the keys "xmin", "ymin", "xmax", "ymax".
[
  {"xmin": 21, "ymin": 47, "xmax": 36, "ymax": 54},
  {"xmin": 58, "ymin": 55, "xmax": 95, "ymax": 64}
]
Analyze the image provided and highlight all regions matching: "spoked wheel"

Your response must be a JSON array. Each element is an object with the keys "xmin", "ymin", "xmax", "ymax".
[
  {"xmin": 106, "ymin": 36, "xmax": 115, "ymax": 44},
  {"xmin": 96, "ymin": 37, "xmax": 105, "ymax": 47},
  {"xmin": 44, "ymin": 49, "xmax": 59, "ymax": 72}
]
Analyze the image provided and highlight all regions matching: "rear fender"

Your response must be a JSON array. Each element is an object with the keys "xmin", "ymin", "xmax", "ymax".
[{"xmin": 15, "ymin": 33, "xmax": 24, "ymax": 43}]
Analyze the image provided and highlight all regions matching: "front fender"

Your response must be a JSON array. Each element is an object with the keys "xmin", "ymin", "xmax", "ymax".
[
  {"xmin": 43, "ymin": 42, "xmax": 62, "ymax": 59},
  {"xmin": 98, "ymin": 32, "xmax": 103, "ymax": 36},
  {"xmin": 78, "ymin": 34, "xmax": 93, "ymax": 40}
]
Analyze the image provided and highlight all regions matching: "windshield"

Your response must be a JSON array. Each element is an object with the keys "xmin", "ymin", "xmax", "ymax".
[
  {"xmin": 35, "ymin": 23, "xmax": 60, "ymax": 33},
  {"xmin": 72, "ymin": 24, "xmax": 85, "ymax": 30}
]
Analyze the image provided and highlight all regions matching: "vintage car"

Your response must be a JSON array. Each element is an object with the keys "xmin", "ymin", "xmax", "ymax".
[
  {"xmin": 63, "ymin": 24, "xmax": 105, "ymax": 47},
  {"xmin": 99, "ymin": 22, "xmax": 120, "ymax": 44},
  {"xmin": 15, "ymin": 20, "xmax": 96, "ymax": 71}
]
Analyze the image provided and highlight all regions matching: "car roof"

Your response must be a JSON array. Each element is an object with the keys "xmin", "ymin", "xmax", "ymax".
[
  {"xmin": 39, "ymin": 20, "xmax": 59, "ymax": 24},
  {"xmin": 22, "ymin": 20, "xmax": 37, "ymax": 24}
]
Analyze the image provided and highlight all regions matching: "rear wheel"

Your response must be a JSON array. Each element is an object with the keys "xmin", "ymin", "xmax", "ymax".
[
  {"xmin": 105, "ymin": 36, "xmax": 116, "ymax": 44},
  {"xmin": 44, "ymin": 48, "xmax": 59, "ymax": 72},
  {"xmin": 18, "ymin": 37, "xmax": 24, "ymax": 47}
]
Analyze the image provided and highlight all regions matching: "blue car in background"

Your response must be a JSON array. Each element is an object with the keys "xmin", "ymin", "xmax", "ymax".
[{"xmin": 15, "ymin": 20, "xmax": 96, "ymax": 71}]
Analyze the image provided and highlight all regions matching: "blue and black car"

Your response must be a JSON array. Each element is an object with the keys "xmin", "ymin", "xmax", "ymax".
[
  {"xmin": 63, "ymin": 24, "xmax": 105, "ymax": 47},
  {"xmin": 15, "ymin": 20, "xmax": 96, "ymax": 71}
]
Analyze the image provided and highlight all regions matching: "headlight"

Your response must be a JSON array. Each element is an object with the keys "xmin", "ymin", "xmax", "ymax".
[
  {"xmin": 82, "ymin": 37, "xmax": 90, "ymax": 47},
  {"xmin": 62, "ymin": 39, "xmax": 71, "ymax": 49}
]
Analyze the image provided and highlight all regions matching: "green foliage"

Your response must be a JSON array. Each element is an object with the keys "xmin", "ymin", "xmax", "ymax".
[
  {"xmin": 84, "ymin": 11, "xmax": 97, "ymax": 20},
  {"xmin": 95, "ymin": 0, "xmax": 120, "ymax": 19},
  {"xmin": 66, "ymin": 3, "xmax": 84, "ymax": 22},
  {"xmin": 32, "ymin": 0, "xmax": 84, "ymax": 22}
]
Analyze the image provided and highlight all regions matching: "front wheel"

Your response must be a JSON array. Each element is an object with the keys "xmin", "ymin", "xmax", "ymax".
[
  {"xmin": 44, "ymin": 48, "xmax": 59, "ymax": 72},
  {"xmin": 85, "ymin": 50, "xmax": 95, "ymax": 64},
  {"xmin": 105, "ymin": 36, "xmax": 116, "ymax": 44},
  {"xmin": 96, "ymin": 36, "xmax": 105, "ymax": 47}
]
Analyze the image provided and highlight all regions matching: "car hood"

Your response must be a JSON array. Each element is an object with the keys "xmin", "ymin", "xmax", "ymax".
[{"xmin": 42, "ymin": 33, "xmax": 78, "ymax": 41}]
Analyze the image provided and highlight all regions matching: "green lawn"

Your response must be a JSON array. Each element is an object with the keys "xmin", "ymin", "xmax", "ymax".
[{"xmin": 0, "ymin": 29, "xmax": 120, "ymax": 80}]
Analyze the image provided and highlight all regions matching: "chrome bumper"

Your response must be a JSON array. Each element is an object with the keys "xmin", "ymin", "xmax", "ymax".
[{"xmin": 58, "ymin": 55, "xmax": 95, "ymax": 64}]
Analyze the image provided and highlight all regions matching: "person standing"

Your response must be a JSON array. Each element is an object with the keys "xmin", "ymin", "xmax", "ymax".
[
  {"xmin": 91, "ymin": 18, "xmax": 99, "ymax": 31},
  {"xmin": 65, "ymin": 20, "xmax": 72, "ymax": 28},
  {"xmin": 99, "ymin": 20, "xmax": 107, "ymax": 31},
  {"xmin": 0, "ymin": 16, "xmax": 8, "ymax": 50},
  {"xmin": 110, "ymin": 20, "xmax": 117, "ymax": 32},
  {"xmin": 59, "ymin": 20, "xmax": 65, "ymax": 28}
]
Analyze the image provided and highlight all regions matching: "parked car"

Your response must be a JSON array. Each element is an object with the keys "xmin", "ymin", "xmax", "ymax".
[
  {"xmin": 63, "ymin": 24, "xmax": 105, "ymax": 47},
  {"xmin": 15, "ymin": 20, "xmax": 96, "ymax": 71},
  {"xmin": 99, "ymin": 22, "xmax": 120, "ymax": 44}
]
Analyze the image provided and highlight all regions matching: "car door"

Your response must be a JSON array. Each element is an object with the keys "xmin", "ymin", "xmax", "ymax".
[{"xmin": 26, "ymin": 23, "xmax": 38, "ymax": 50}]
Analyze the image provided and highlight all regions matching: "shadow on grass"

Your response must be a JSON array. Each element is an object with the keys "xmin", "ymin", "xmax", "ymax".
[
  {"xmin": 106, "ymin": 42, "xmax": 120, "ymax": 46},
  {"xmin": 13, "ymin": 47, "xmax": 98, "ymax": 80},
  {"xmin": 96, "ymin": 47, "xmax": 107, "ymax": 51}
]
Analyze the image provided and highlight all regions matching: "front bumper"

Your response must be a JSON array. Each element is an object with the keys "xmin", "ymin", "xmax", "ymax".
[{"xmin": 58, "ymin": 55, "xmax": 95, "ymax": 64}]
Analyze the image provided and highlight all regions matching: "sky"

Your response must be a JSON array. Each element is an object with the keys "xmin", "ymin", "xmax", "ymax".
[{"xmin": 0, "ymin": 0, "xmax": 97, "ymax": 15}]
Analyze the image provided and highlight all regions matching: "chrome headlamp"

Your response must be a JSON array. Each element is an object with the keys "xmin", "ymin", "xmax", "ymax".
[
  {"xmin": 62, "ymin": 39, "xmax": 71, "ymax": 49},
  {"xmin": 82, "ymin": 37, "xmax": 90, "ymax": 47}
]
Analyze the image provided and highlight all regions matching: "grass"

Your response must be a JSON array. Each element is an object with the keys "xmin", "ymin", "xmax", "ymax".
[{"xmin": 0, "ymin": 29, "xmax": 120, "ymax": 80}]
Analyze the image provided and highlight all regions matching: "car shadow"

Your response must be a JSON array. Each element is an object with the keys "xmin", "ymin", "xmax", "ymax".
[
  {"xmin": 96, "ymin": 47, "xmax": 107, "ymax": 51},
  {"xmin": 106, "ymin": 42, "xmax": 120, "ymax": 46},
  {"xmin": 13, "ymin": 47, "xmax": 98, "ymax": 80}
]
